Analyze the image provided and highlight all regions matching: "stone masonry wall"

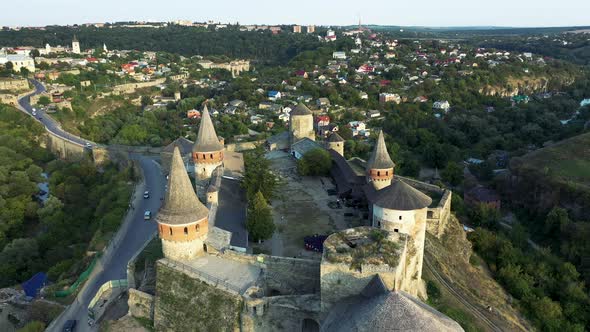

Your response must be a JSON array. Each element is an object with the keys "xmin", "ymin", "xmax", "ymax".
[
  {"xmin": 426, "ymin": 190, "xmax": 453, "ymax": 239},
  {"xmin": 128, "ymin": 288, "xmax": 155, "ymax": 320},
  {"xmin": 242, "ymin": 294, "xmax": 321, "ymax": 332},
  {"xmin": 154, "ymin": 260, "xmax": 242, "ymax": 332}
]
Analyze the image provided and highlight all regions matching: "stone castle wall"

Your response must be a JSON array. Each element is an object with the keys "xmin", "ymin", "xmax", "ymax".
[
  {"xmin": 426, "ymin": 189, "xmax": 453, "ymax": 239},
  {"xmin": 128, "ymin": 288, "xmax": 155, "ymax": 320},
  {"xmin": 320, "ymin": 252, "xmax": 406, "ymax": 312},
  {"xmin": 0, "ymin": 78, "xmax": 29, "ymax": 92},
  {"xmin": 161, "ymin": 238, "xmax": 204, "ymax": 261},
  {"xmin": 243, "ymin": 294, "xmax": 321, "ymax": 332},
  {"xmin": 153, "ymin": 260, "xmax": 242, "ymax": 331}
]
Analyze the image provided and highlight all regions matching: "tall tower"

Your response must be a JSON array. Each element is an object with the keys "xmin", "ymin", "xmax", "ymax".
[
  {"xmin": 289, "ymin": 103, "xmax": 315, "ymax": 144},
  {"xmin": 367, "ymin": 130, "xmax": 395, "ymax": 190},
  {"xmin": 45, "ymin": 43, "xmax": 51, "ymax": 54},
  {"xmin": 192, "ymin": 105, "xmax": 224, "ymax": 180},
  {"xmin": 370, "ymin": 179, "xmax": 432, "ymax": 296},
  {"xmin": 157, "ymin": 146, "xmax": 210, "ymax": 261},
  {"xmin": 326, "ymin": 132, "xmax": 344, "ymax": 157},
  {"xmin": 72, "ymin": 35, "xmax": 80, "ymax": 54},
  {"xmin": 103, "ymin": 43, "xmax": 108, "ymax": 52}
]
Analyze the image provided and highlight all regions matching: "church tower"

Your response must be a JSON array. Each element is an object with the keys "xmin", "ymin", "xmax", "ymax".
[
  {"xmin": 289, "ymin": 103, "xmax": 315, "ymax": 144},
  {"xmin": 157, "ymin": 146, "xmax": 209, "ymax": 261},
  {"xmin": 326, "ymin": 132, "xmax": 344, "ymax": 157},
  {"xmin": 72, "ymin": 35, "xmax": 80, "ymax": 54},
  {"xmin": 45, "ymin": 43, "xmax": 51, "ymax": 54},
  {"xmin": 192, "ymin": 105, "xmax": 224, "ymax": 180},
  {"xmin": 367, "ymin": 130, "xmax": 395, "ymax": 190}
]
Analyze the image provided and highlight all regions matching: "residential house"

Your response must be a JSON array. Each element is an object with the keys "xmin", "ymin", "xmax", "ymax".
[
  {"xmin": 315, "ymin": 115, "xmax": 330, "ymax": 129},
  {"xmin": 268, "ymin": 91, "xmax": 282, "ymax": 101},
  {"xmin": 464, "ymin": 186, "xmax": 501, "ymax": 210},
  {"xmin": 333, "ymin": 51, "xmax": 346, "ymax": 60},
  {"xmin": 367, "ymin": 110, "xmax": 381, "ymax": 118},
  {"xmin": 433, "ymin": 100, "xmax": 451, "ymax": 112},
  {"xmin": 187, "ymin": 109, "xmax": 201, "ymax": 119},
  {"xmin": 317, "ymin": 97, "xmax": 331, "ymax": 108},
  {"xmin": 379, "ymin": 93, "xmax": 401, "ymax": 104}
]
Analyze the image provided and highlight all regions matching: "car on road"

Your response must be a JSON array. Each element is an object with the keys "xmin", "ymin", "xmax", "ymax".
[
  {"xmin": 85, "ymin": 142, "xmax": 92, "ymax": 148},
  {"xmin": 144, "ymin": 210, "xmax": 151, "ymax": 220},
  {"xmin": 143, "ymin": 191, "xmax": 150, "ymax": 199},
  {"xmin": 63, "ymin": 319, "xmax": 77, "ymax": 332}
]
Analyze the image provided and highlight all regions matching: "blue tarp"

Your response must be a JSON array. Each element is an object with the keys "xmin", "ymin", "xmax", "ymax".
[{"xmin": 22, "ymin": 272, "xmax": 47, "ymax": 298}]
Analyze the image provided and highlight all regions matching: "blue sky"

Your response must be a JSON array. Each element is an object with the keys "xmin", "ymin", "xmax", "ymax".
[{"xmin": 5, "ymin": 0, "xmax": 590, "ymax": 27}]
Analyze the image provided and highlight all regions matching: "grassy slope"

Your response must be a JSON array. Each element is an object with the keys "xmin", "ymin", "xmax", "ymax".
[{"xmin": 518, "ymin": 132, "xmax": 590, "ymax": 189}]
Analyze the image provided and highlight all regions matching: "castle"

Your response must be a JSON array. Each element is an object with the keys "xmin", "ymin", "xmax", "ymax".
[{"xmin": 139, "ymin": 104, "xmax": 461, "ymax": 331}]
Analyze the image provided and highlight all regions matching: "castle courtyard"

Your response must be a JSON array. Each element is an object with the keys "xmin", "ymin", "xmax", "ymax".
[{"xmin": 264, "ymin": 151, "xmax": 364, "ymax": 258}]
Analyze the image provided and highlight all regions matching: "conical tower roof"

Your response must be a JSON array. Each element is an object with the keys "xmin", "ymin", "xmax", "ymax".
[
  {"xmin": 372, "ymin": 179, "xmax": 432, "ymax": 210},
  {"xmin": 291, "ymin": 103, "xmax": 313, "ymax": 116},
  {"xmin": 72, "ymin": 35, "xmax": 78, "ymax": 42},
  {"xmin": 193, "ymin": 105, "xmax": 223, "ymax": 152},
  {"xmin": 327, "ymin": 132, "xmax": 344, "ymax": 142},
  {"xmin": 157, "ymin": 146, "xmax": 209, "ymax": 225},
  {"xmin": 367, "ymin": 130, "xmax": 395, "ymax": 169}
]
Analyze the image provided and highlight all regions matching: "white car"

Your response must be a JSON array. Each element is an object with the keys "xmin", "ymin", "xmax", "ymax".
[
  {"xmin": 85, "ymin": 142, "xmax": 92, "ymax": 148},
  {"xmin": 144, "ymin": 211, "xmax": 151, "ymax": 220}
]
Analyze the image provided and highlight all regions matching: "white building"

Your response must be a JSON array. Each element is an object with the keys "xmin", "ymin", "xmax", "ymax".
[{"xmin": 0, "ymin": 54, "xmax": 35, "ymax": 73}]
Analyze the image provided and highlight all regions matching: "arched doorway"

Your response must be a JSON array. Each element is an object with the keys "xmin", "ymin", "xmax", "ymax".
[{"xmin": 301, "ymin": 318, "xmax": 319, "ymax": 332}]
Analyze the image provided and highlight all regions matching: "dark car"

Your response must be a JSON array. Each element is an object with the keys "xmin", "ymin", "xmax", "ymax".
[
  {"xmin": 63, "ymin": 319, "xmax": 77, "ymax": 332},
  {"xmin": 304, "ymin": 235, "xmax": 328, "ymax": 252}
]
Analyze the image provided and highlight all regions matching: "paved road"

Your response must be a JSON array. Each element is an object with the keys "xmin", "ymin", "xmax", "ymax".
[
  {"xmin": 16, "ymin": 81, "xmax": 166, "ymax": 331},
  {"xmin": 58, "ymin": 156, "xmax": 165, "ymax": 331},
  {"xmin": 18, "ymin": 79, "xmax": 95, "ymax": 148}
]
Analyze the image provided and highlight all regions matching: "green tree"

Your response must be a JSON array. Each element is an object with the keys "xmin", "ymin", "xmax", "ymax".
[
  {"xmin": 37, "ymin": 96, "xmax": 51, "ymax": 106},
  {"xmin": 297, "ymin": 148, "xmax": 332, "ymax": 176},
  {"xmin": 544, "ymin": 207, "xmax": 570, "ymax": 237},
  {"xmin": 5, "ymin": 61, "xmax": 14, "ymax": 71},
  {"xmin": 246, "ymin": 191, "xmax": 275, "ymax": 242},
  {"xmin": 442, "ymin": 161, "xmax": 464, "ymax": 186},
  {"xmin": 20, "ymin": 67, "xmax": 30, "ymax": 78},
  {"xmin": 140, "ymin": 95, "xmax": 152, "ymax": 108},
  {"xmin": 241, "ymin": 146, "xmax": 280, "ymax": 201}
]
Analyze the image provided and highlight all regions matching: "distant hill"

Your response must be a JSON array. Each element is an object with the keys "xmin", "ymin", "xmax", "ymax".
[{"xmin": 501, "ymin": 132, "xmax": 590, "ymax": 219}]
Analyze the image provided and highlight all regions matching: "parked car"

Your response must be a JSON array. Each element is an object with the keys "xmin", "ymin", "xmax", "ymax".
[
  {"xmin": 144, "ymin": 211, "xmax": 151, "ymax": 220},
  {"xmin": 63, "ymin": 320, "xmax": 77, "ymax": 332},
  {"xmin": 85, "ymin": 142, "xmax": 92, "ymax": 148},
  {"xmin": 143, "ymin": 191, "xmax": 150, "ymax": 199}
]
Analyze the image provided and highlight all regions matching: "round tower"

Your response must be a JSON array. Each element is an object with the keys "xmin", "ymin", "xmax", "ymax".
[
  {"xmin": 367, "ymin": 130, "xmax": 395, "ymax": 190},
  {"xmin": 289, "ymin": 103, "xmax": 315, "ymax": 144},
  {"xmin": 192, "ymin": 105, "xmax": 224, "ymax": 180},
  {"xmin": 326, "ymin": 132, "xmax": 345, "ymax": 157},
  {"xmin": 370, "ymin": 179, "xmax": 432, "ymax": 296},
  {"xmin": 158, "ymin": 146, "xmax": 210, "ymax": 261}
]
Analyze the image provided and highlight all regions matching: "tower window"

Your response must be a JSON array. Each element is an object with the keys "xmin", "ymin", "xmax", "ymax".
[
  {"xmin": 196, "ymin": 224, "xmax": 200, "ymax": 232},
  {"xmin": 184, "ymin": 227, "xmax": 188, "ymax": 235},
  {"xmin": 399, "ymin": 216, "xmax": 402, "ymax": 220},
  {"xmin": 210, "ymin": 153, "xmax": 213, "ymax": 159},
  {"xmin": 377, "ymin": 171, "xmax": 381, "ymax": 176},
  {"xmin": 394, "ymin": 229, "xmax": 399, "ymax": 232},
  {"xmin": 169, "ymin": 227, "xmax": 173, "ymax": 236}
]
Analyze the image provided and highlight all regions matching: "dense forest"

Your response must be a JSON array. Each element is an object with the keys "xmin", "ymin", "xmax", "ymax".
[
  {"xmin": 0, "ymin": 105, "xmax": 134, "ymax": 288},
  {"xmin": 0, "ymin": 25, "xmax": 329, "ymax": 64}
]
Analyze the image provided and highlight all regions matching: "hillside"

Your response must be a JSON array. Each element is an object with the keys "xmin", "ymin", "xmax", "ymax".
[
  {"xmin": 424, "ymin": 215, "xmax": 533, "ymax": 332},
  {"xmin": 502, "ymin": 132, "xmax": 590, "ymax": 219}
]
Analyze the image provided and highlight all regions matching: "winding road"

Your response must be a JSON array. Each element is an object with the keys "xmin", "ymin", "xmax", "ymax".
[{"xmin": 17, "ymin": 80, "xmax": 166, "ymax": 332}]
